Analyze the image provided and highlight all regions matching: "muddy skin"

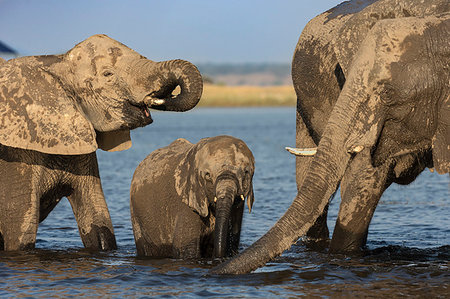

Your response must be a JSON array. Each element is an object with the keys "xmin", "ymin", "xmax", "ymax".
[
  {"xmin": 130, "ymin": 136, "xmax": 255, "ymax": 259},
  {"xmin": 0, "ymin": 34, "xmax": 203, "ymax": 251},
  {"xmin": 211, "ymin": 2, "xmax": 449, "ymax": 274},
  {"xmin": 294, "ymin": 0, "xmax": 449, "ymax": 252}
]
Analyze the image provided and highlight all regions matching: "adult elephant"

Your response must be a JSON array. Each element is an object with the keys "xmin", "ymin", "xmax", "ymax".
[
  {"xmin": 211, "ymin": 9, "xmax": 449, "ymax": 274},
  {"xmin": 0, "ymin": 34, "xmax": 203, "ymax": 251},
  {"xmin": 291, "ymin": 0, "xmax": 450, "ymax": 252},
  {"xmin": 130, "ymin": 136, "xmax": 255, "ymax": 259}
]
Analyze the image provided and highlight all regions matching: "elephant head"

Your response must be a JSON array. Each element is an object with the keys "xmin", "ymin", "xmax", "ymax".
[
  {"xmin": 175, "ymin": 136, "xmax": 255, "ymax": 258},
  {"xmin": 212, "ymin": 13, "xmax": 449, "ymax": 274},
  {"xmin": 0, "ymin": 34, "xmax": 203, "ymax": 155}
]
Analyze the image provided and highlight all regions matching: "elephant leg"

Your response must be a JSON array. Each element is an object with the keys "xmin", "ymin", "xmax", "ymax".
[
  {"xmin": 67, "ymin": 174, "xmax": 117, "ymax": 251},
  {"xmin": 172, "ymin": 214, "xmax": 203, "ymax": 259},
  {"xmin": 330, "ymin": 150, "xmax": 391, "ymax": 253},
  {"xmin": 0, "ymin": 161, "xmax": 38, "ymax": 251},
  {"xmin": 296, "ymin": 111, "xmax": 330, "ymax": 242},
  {"xmin": 0, "ymin": 195, "xmax": 39, "ymax": 251}
]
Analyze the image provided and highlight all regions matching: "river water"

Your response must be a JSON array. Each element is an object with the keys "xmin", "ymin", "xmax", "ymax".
[{"xmin": 1, "ymin": 107, "xmax": 449, "ymax": 297}]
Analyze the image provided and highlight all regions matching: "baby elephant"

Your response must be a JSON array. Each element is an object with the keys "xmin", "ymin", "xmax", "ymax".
[{"xmin": 130, "ymin": 136, "xmax": 255, "ymax": 259}]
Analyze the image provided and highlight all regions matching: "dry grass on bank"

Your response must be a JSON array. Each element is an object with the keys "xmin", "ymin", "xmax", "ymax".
[{"xmin": 197, "ymin": 84, "xmax": 296, "ymax": 107}]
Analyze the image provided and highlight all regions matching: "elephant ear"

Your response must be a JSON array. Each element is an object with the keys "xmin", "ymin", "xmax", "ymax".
[
  {"xmin": 96, "ymin": 130, "xmax": 132, "ymax": 152},
  {"xmin": 432, "ymin": 99, "xmax": 450, "ymax": 174},
  {"xmin": 174, "ymin": 140, "xmax": 209, "ymax": 217},
  {"xmin": 0, "ymin": 59, "xmax": 97, "ymax": 155}
]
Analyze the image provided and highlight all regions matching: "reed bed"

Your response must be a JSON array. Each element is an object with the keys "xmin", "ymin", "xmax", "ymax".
[{"xmin": 197, "ymin": 84, "xmax": 296, "ymax": 107}]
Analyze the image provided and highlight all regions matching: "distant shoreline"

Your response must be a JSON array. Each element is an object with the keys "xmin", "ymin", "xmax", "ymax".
[{"xmin": 197, "ymin": 84, "xmax": 296, "ymax": 107}]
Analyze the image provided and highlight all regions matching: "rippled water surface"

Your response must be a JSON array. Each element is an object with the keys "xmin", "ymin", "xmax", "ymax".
[{"xmin": 1, "ymin": 108, "xmax": 449, "ymax": 297}]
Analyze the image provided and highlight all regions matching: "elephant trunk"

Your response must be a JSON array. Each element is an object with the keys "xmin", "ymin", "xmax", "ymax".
[
  {"xmin": 210, "ymin": 84, "xmax": 372, "ymax": 274},
  {"xmin": 214, "ymin": 177, "xmax": 238, "ymax": 258},
  {"xmin": 148, "ymin": 59, "xmax": 203, "ymax": 112}
]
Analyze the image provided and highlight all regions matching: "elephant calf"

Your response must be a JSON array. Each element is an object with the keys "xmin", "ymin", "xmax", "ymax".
[
  {"xmin": 0, "ymin": 34, "xmax": 202, "ymax": 251},
  {"xmin": 130, "ymin": 136, "xmax": 255, "ymax": 259}
]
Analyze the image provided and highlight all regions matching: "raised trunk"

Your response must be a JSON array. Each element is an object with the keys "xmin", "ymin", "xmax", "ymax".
[
  {"xmin": 149, "ymin": 59, "xmax": 203, "ymax": 112},
  {"xmin": 214, "ymin": 178, "xmax": 238, "ymax": 258}
]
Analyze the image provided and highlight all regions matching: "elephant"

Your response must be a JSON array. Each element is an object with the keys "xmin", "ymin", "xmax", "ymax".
[
  {"xmin": 0, "ymin": 34, "xmax": 203, "ymax": 251},
  {"xmin": 130, "ymin": 136, "xmax": 255, "ymax": 259},
  {"xmin": 211, "ymin": 3, "xmax": 449, "ymax": 274},
  {"xmin": 289, "ymin": 0, "xmax": 450, "ymax": 253}
]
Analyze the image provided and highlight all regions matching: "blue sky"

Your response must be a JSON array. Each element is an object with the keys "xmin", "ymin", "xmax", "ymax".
[{"xmin": 0, "ymin": 0, "xmax": 340, "ymax": 63}]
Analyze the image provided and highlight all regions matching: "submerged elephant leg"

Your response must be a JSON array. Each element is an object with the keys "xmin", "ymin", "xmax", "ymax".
[
  {"xmin": 0, "ymin": 160, "xmax": 38, "ymax": 251},
  {"xmin": 0, "ymin": 194, "xmax": 39, "ymax": 251},
  {"xmin": 330, "ymin": 150, "xmax": 391, "ymax": 253},
  {"xmin": 172, "ymin": 213, "xmax": 203, "ymax": 259},
  {"xmin": 296, "ymin": 115, "xmax": 330, "ymax": 244},
  {"xmin": 67, "ymin": 177, "xmax": 117, "ymax": 251},
  {"xmin": 66, "ymin": 154, "xmax": 116, "ymax": 251}
]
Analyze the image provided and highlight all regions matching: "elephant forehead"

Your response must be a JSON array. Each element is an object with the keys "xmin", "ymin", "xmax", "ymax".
[{"xmin": 196, "ymin": 145, "xmax": 254, "ymax": 174}]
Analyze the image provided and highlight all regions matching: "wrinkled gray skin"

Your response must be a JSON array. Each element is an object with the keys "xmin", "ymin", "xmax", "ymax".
[
  {"xmin": 212, "ymin": 1, "xmax": 449, "ymax": 274},
  {"xmin": 0, "ymin": 34, "xmax": 203, "ymax": 251},
  {"xmin": 130, "ymin": 136, "xmax": 255, "ymax": 259}
]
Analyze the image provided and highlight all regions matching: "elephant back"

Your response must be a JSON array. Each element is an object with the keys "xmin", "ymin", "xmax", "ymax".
[{"xmin": 131, "ymin": 138, "xmax": 192, "ymax": 196}]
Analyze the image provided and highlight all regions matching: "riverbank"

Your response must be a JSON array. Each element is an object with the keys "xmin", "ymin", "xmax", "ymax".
[{"xmin": 197, "ymin": 84, "xmax": 296, "ymax": 107}]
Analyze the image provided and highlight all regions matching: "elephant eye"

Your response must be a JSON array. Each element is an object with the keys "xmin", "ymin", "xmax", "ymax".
[
  {"xmin": 103, "ymin": 70, "xmax": 114, "ymax": 77},
  {"xmin": 204, "ymin": 171, "xmax": 211, "ymax": 180}
]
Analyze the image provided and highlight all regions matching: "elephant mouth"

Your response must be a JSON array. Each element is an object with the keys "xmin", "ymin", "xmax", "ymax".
[{"xmin": 128, "ymin": 101, "xmax": 153, "ymax": 124}]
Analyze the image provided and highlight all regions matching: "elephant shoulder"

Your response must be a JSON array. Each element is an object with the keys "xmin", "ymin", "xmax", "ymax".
[{"xmin": 131, "ymin": 141, "xmax": 189, "ymax": 195}]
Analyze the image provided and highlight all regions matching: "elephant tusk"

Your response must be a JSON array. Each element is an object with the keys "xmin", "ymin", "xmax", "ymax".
[
  {"xmin": 247, "ymin": 199, "xmax": 252, "ymax": 214},
  {"xmin": 285, "ymin": 147, "xmax": 317, "ymax": 156},
  {"xmin": 348, "ymin": 145, "xmax": 364, "ymax": 154},
  {"xmin": 150, "ymin": 98, "xmax": 165, "ymax": 106},
  {"xmin": 214, "ymin": 196, "xmax": 217, "ymax": 203},
  {"xmin": 241, "ymin": 195, "xmax": 245, "ymax": 201},
  {"xmin": 144, "ymin": 95, "xmax": 165, "ymax": 107}
]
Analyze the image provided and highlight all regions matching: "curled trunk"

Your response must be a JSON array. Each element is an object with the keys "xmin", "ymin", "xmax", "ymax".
[{"xmin": 149, "ymin": 59, "xmax": 203, "ymax": 112}]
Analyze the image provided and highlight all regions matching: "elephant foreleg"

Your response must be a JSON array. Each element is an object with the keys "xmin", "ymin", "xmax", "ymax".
[
  {"xmin": 330, "ymin": 149, "xmax": 391, "ymax": 253},
  {"xmin": 0, "ymin": 162, "xmax": 38, "ymax": 251},
  {"xmin": 296, "ymin": 112, "xmax": 330, "ymax": 243},
  {"xmin": 0, "ymin": 195, "xmax": 39, "ymax": 251},
  {"xmin": 67, "ymin": 175, "xmax": 117, "ymax": 251},
  {"xmin": 172, "ymin": 212, "xmax": 203, "ymax": 259}
]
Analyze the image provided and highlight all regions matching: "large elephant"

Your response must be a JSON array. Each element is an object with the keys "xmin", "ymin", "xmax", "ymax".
[
  {"xmin": 0, "ymin": 34, "xmax": 203, "ymax": 251},
  {"xmin": 211, "ymin": 4, "xmax": 449, "ymax": 274},
  {"xmin": 130, "ymin": 136, "xmax": 255, "ymax": 259},
  {"xmin": 290, "ymin": 0, "xmax": 450, "ymax": 252}
]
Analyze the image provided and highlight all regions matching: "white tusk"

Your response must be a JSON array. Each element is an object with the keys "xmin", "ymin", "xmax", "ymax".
[
  {"xmin": 241, "ymin": 195, "xmax": 245, "ymax": 201},
  {"xmin": 285, "ymin": 147, "xmax": 317, "ymax": 156},
  {"xmin": 150, "ymin": 98, "xmax": 165, "ymax": 106},
  {"xmin": 348, "ymin": 145, "xmax": 364, "ymax": 154},
  {"xmin": 214, "ymin": 197, "xmax": 217, "ymax": 203}
]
